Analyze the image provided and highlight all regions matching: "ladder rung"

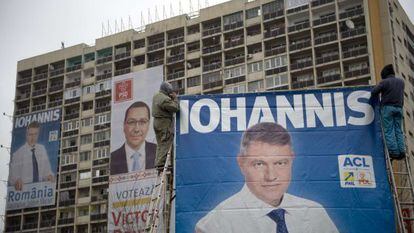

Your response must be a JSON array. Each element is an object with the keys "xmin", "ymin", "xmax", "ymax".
[
  {"xmin": 394, "ymin": 172, "xmax": 409, "ymax": 175},
  {"xmin": 400, "ymin": 202, "xmax": 414, "ymax": 205},
  {"xmin": 403, "ymin": 217, "xmax": 414, "ymax": 221},
  {"xmin": 397, "ymin": 187, "xmax": 412, "ymax": 189}
]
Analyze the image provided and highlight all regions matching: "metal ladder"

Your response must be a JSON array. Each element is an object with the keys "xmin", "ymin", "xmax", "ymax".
[
  {"xmin": 145, "ymin": 151, "xmax": 174, "ymax": 233},
  {"xmin": 384, "ymin": 135, "xmax": 414, "ymax": 233}
]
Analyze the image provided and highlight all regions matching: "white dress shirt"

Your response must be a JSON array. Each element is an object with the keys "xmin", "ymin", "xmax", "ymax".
[
  {"xmin": 125, "ymin": 143, "xmax": 146, "ymax": 172},
  {"xmin": 195, "ymin": 185, "xmax": 339, "ymax": 233},
  {"xmin": 8, "ymin": 143, "xmax": 53, "ymax": 185}
]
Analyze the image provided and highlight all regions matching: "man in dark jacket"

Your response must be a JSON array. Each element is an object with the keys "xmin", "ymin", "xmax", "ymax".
[
  {"xmin": 371, "ymin": 64, "xmax": 406, "ymax": 159},
  {"xmin": 152, "ymin": 82, "xmax": 180, "ymax": 170}
]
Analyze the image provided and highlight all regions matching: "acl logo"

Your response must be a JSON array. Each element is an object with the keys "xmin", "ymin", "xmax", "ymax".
[{"xmin": 338, "ymin": 155, "xmax": 376, "ymax": 188}]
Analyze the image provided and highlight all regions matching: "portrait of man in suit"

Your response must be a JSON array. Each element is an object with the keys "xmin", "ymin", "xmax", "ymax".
[{"xmin": 110, "ymin": 101, "xmax": 157, "ymax": 175}]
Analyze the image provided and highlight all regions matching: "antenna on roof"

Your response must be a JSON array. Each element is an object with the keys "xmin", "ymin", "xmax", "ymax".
[
  {"xmin": 190, "ymin": 0, "xmax": 194, "ymax": 12},
  {"xmin": 155, "ymin": 6, "xmax": 159, "ymax": 21},
  {"xmin": 128, "ymin": 16, "xmax": 133, "ymax": 29},
  {"xmin": 101, "ymin": 23, "xmax": 106, "ymax": 37},
  {"xmin": 163, "ymin": 5, "xmax": 167, "ymax": 19},
  {"xmin": 140, "ymin": 11, "xmax": 145, "ymax": 30},
  {"xmin": 179, "ymin": 1, "xmax": 183, "ymax": 14},
  {"xmin": 170, "ymin": 3, "xmax": 174, "ymax": 17},
  {"xmin": 148, "ymin": 8, "xmax": 152, "ymax": 24},
  {"xmin": 205, "ymin": 0, "xmax": 209, "ymax": 7},
  {"xmin": 107, "ymin": 20, "xmax": 112, "ymax": 34},
  {"xmin": 61, "ymin": 41, "xmax": 65, "ymax": 49}
]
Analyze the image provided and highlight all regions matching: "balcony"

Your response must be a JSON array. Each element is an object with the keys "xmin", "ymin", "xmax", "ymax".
[
  {"xmin": 32, "ymin": 104, "xmax": 46, "ymax": 112},
  {"xmin": 61, "ymin": 164, "xmax": 77, "ymax": 172},
  {"xmin": 265, "ymin": 46, "xmax": 286, "ymax": 57},
  {"xmin": 49, "ymin": 84, "xmax": 63, "ymax": 92},
  {"xmin": 288, "ymin": 21, "xmax": 310, "ymax": 33},
  {"xmin": 17, "ymin": 77, "xmax": 31, "ymax": 86},
  {"xmin": 95, "ymin": 105, "xmax": 111, "ymax": 114},
  {"xmin": 224, "ymin": 21, "xmax": 243, "ymax": 31},
  {"xmin": 114, "ymin": 68, "xmax": 130, "ymax": 76},
  {"xmin": 148, "ymin": 41, "xmax": 164, "ymax": 52},
  {"xmin": 93, "ymin": 158, "xmax": 109, "ymax": 166},
  {"xmin": 59, "ymin": 199, "xmax": 75, "ymax": 207},
  {"xmin": 64, "ymin": 113, "xmax": 79, "ymax": 120},
  {"xmin": 290, "ymin": 60, "xmax": 313, "ymax": 70},
  {"xmin": 313, "ymin": 15, "xmax": 336, "ymax": 26},
  {"xmin": 341, "ymin": 27, "xmax": 366, "ymax": 39},
  {"xmin": 91, "ymin": 213, "xmax": 107, "ymax": 221},
  {"xmin": 339, "ymin": 8, "xmax": 364, "ymax": 19},
  {"xmin": 60, "ymin": 181, "xmax": 76, "ymax": 189},
  {"xmin": 314, "ymin": 34, "xmax": 337, "ymax": 45},
  {"xmin": 16, "ymin": 93, "xmax": 30, "ymax": 100},
  {"xmin": 224, "ymin": 39, "xmax": 244, "ymax": 49},
  {"xmin": 65, "ymin": 97, "xmax": 80, "ymax": 105},
  {"xmin": 167, "ymin": 71, "xmax": 185, "ymax": 80},
  {"xmin": 66, "ymin": 64, "xmax": 81, "ymax": 73},
  {"xmin": 292, "ymin": 80, "xmax": 314, "ymax": 89},
  {"xmin": 167, "ymin": 54, "xmax": 184, "ymax": 64},
  {"xmin": 203, "ymin": 62, "xmax": 221, "ymax": 72},
  {"xmin": 92, "ymin": 176, "xmax": 109, "ymax": 184},
  {"xmin": 203, "ymin": 27, "xmax": 221, "ymax": 37},
  {"xmin": 96, "ymin": 56, "xmax": 112, "ymax": 64},
  {"xmin": 40, "ymin": 219, "xmax": 56, "ymax": 228},
  {"xmin": 16, "ymin": 108, "xmax": 30, "ymax": 115},
  {"xmin": 114, "ymin": 51, "xmax": 131, "ymax": 61},
  {"xmin": 264, "ymin": 27, "xmax": 285, "ymax": 39},
  {"xmin": 265, "ymin": 66, "xmax": 287, "ymax": 76},
  {"xmin": 32, "ymin": 88, "xmax": 47, "ymax": 97},
  {"xmin": 287, "ymin": 4, "xmax": 308, "ymax": 15},
  {"xmin": 203, "ymin": 45, "xmax": 221, "ymax": 54},
  {"xmin": 167, "ymin": 37, "xmax": 184, "ymax": 46},
  {"xmin": 225, "ymin": 57, "xmax": 244, "ymax": 67},
  {"xmin": 343, "ymin": 47, "xmax": 368, "ymax": 58},
  {"xmin": 318, "ymin": 74, "xmax": 341, "ymax": 84},
  {"xmin": 48, "ymin": 100, "xmax": 63, "ymax": 108},
  {"xmin": 203, "ymin": 80, "xmax": 222, "ymax": 90},
  {"xmin": 65, "ymin": 80, "xmax": 81, "ymax": 88},
  {"xmin": 289, "ymin": 40, "xmax": 311, "ymax": 51},
  {"xmin": 33, "ymin": 73, "xmax": 48, "ymax": 82},
  {"xmin": 95, "ymin": 90, "xmax": 111, "ymax": 98},
  {"xmin": 311, "ymin": 0, "xmax": 334, "ymax": 7},
  {"xmin": 316, "ymin": 54, "xmax": 339, "ymax": 64},
  {"xmin": 96, "ymin": 73, "xmax": 112, "ymax": 81},
  {"xmin": 345, "ymin": 67, "xmax": 369, "ymax": 78},
  {"xmin": 58, "ymin": 218, "xmax": 74, "ymax": 225},
  {"xmin": 148, "ymin": 59, "xmax": 164, "ymax": 68},
  {"xmin": 263, "ymin": 10, "xmax": 284, "ymax": 21},
  {"xmin": 50, "ymin": 68, "xmax": 64, "ymax": 77},
  {"xmin": 22, "ymin": 222, "xmax": 38, "ymax": 230},
  {"xmin": 94, "ymin": 122, "xmax": 110, "ymax": 131},
  {"xmin": 91, "ymin": 194, "xmax": 108, "ymax": 202},
  {"xmin": 94, "ymin": 140, "xmax": 110, "ymax": 148}
]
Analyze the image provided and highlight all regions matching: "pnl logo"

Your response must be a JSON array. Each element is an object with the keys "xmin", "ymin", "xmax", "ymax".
[{"xmin": 338, "ymin": 155, "xmax": 376, "ymax": 188}]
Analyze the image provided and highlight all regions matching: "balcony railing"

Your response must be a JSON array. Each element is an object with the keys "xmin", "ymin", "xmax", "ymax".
[
  {"xmin": 58, "ymin": 218, "xmax": 74, "ymax": 225},
  {"xmin": 167, "ymin": 36, "xmax": 184, "ymax": 46},
  {"xmin": 225, "ymin": 57, "xmax": 244, "ymax": 66},
  {"xmin": 96, "ymin": 73, "xmax": 112, "ymax": 81},
  {"xmin": 92, "ymin": 176, "xmax": 109, "ymax": 184},
  {"xmin": 264, "ymin": 27, "xmax": 285, "ymax": 38},
  {"xmin": 292, "ymin": 80, "xmax": 314, "ymax": 89},
  {"xmin": 66, "ymin": 64, "xmax": 81, "ymax": 73},
  {"xmin": 64, "ymin": 113, "xmax": 79, "ymax": 120},
  {"xmin": 50, "ymin": 68, "xmax": 64, "ymax": 77},
  {"xmin": 290, "ymin": 60, "xmax": 313, "ymax": 70},
  {"xmin": 61, "ymin": 164, "xmax": 77, "ymax": 172},
  {"xmin": 203, "ymin": 62, "xmax": 222, "ymax": 72},
  {"xmin": 17, "ymin": 77, "xmax": 32, "ymax": 86},
  {"xmin": 289, "ymin": 40, "xmax": 311, "ymax": 51},
  {"xmin": 114, "ymin": 51, "xmax": 131, "ymax": 61},
  {"xmin": 60, "ymin": 181, "xmax": 76, "ymax": 189},
  {"xmin": 311, "ymin": 0, "xmax": 334, "ymax": 7},
  {"xmin": 316, "ymin": 54, "xmax": 339, "ymax": 64},
  {"xmin": 339, "ymin": 8, "xmax": 364, "ymax": 19},
  {"xmin": 287, "ymin": 4, "xmax": 308, "ymax": 15},
  {"xmin": 265, "ymin": 46, "xmax": 286, "ymax": 57},
  {"xmin": 263, "ymin": 10, "xmax": 284, "ymax": 21},
  {"xmin": 167, "ymin": 54, "xmax": 184, "ymax": 64},
  {"xmin": 114, "ymin": 68, "xmax": 131, "ymax": 76},
  {"xmin": 59, "ymin": 199, "xmax": 75, "ymax": 207},
  {"xmin": 318, "ymin": 74, "xmax": 341, "ymax": 84},
  {"xmin": 313, "ymin": 14, "xmax": 336, "ymax": 26},
  {"xmin": 341, "ymin": 27, "xmax": 366, "ymax": 39},
  {"xmin": 202, "ymin": 26, "xmax": 221, "ymax": 37},
  {"xmin": 224, "ymin": 39, "xmax": 244, "ymax": 49},
  {"xmin": 345, "ymin": 67, "xmax": 369, "ymax": 78},
  {"xmin": 167, "ymin": 71, "xmax": 185, "ymax": 80},
  {"xmin": 203, "ymin": 80, "xmax": 223, "ymax": 90},
  {"xmin": 95, "ymin": 90, "xmax": 111, "ymax": 98},
  {"xmin": 202, "ymin": 44, "xmax": 221, "ymax": 54},
  {"xmin": 148, "ymin": 41, "xmax": 165, "ymax": 52},
  {"xmin": 91, "ymin": 213, "xmax": 107, "ymax": 221},
  {"xmin": 93, "ymin": 158, "xmax": 110, "ymax": 166},
  {"xmin": 40, "ymin": 219, "xmax": 56, "ymax": 228},
  {"xmin": 64, "ymin": 97, "xmax": 80, "ymax": 104},
  {"xmin": 96, "ymin": 56, "xmax": 113, "ymax": 64},
  {"xmin": 95, "ymin": 105, "xmax": 111, "ymax": 114},
  {"xmin": 32, "ymin": 104, "xmax": 46, "ymax": 112},
  {"xmin": 16, "ymin": 93, "xmax": 30, "ymax": 100},
  {"xmin": 33, "ymin": 73, "xmax": 48, "ymax": 81},
  {"xmin": 65, "ymin": 80, "xmax": 81, "ymax": 88},
  {"xmin": 48, "ymin": 100, "xmax": 63, "ymax": 108},
  {"xmin": 288, "ymin": 21, "xmax": 310, "ymax": 33},
  {"xmin": 224, "ymin": 21, "xmax": 243, "ymax": 31},
  {"xmin": 314, "ymin": 34, "xmax": 337, "ymax": 45},
  {"xmin": 148, "ymin": 59, "xmax": 164, "ymax": 68},
  {"xmin": 32, "ymin": 88, "xmax": 47, "ymax": 97},
  {"xmin": 49, "ymin": 84, "xmax": 63, "ymax": 92},
  {"xmin": 16, "ymin": 108, "xmax": 30, "ymax": 115},
  {"xmin": 342, "ymin": 47, "xmax": 368, "ymax": 58}
]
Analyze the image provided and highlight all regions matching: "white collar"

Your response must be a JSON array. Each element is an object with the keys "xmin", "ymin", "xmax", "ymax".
[{"xmin": 125, "ymin": 142, "xmax": 146, "ymax": 158}]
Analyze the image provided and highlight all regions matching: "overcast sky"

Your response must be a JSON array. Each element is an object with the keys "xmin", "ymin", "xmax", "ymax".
[{"xmin": 0, "ymin": 0, "xmax": 413, "ymax": 230}]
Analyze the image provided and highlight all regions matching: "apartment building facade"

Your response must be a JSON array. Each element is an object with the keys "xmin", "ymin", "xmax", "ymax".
[{"xmin": 6, "ymin": 0, "xmax": 414, "ymax": 232}]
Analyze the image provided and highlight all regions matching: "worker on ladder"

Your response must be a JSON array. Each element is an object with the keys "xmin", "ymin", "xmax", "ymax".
[
  {"xmin": 371, "ymin": 64, "xmax": 406, "ymax": 160},
  {"xmin": 152, "ymin": 82, "xmax": 180, "ymax": 173}
]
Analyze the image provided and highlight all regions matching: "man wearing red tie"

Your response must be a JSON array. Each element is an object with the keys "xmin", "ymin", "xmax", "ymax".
[{"xmin": 195, "ymin": 122, "xmax": 338, "ymax": 233}]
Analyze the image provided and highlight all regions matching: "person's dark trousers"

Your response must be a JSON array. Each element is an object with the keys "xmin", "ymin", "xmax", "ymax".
[
  {"xmin": 154, "ymin": 117, "xmax": 174, "ymax": 168},
  {"xmin": 382, "ymin": 105, "xmax": 406, "ymax": 157}
]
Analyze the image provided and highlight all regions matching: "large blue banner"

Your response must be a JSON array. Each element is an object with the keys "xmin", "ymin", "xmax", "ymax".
[
  {"xmin": 175, "ymin": 87, "xmax": 395, "ymax": 233},
  {"xmin": 7, "ymin": 108, "xmax": 61, "ymax": 210}
]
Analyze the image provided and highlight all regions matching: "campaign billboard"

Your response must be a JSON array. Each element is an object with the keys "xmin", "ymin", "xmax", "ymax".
[
  {"xmin": 109, "ymin": 66, "xmax": 163, "ymax": 232},
  {"xmin": 7, "ymin": 108, "xmax": 61, "ymax": 210},
  {"xmin": 175, "ymin": 87, "xmax": 395, "ymax": 233}
]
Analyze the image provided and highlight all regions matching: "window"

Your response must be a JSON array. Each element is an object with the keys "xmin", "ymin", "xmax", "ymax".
[
  {"xmin": 265, "ymin": 55, "xmax": 287, "ymax": 70},
  {"xmin": 61, "ymin": 153, "xmax": 76, "ymax": 165},
  {"xmin": 265, "ymin": 73, "xmax": 288, "ymax": 89},
  {"xmin": 133, "ymin": 39, "xmax": 145, "ymax": 49},
  {"xmin": 225, "ymin": 65, "xmax": 245, "ymax": 80},
  {"xmin": 81, "ymin": 117, "xmax": 94, "ymax": 127},
  {"xmin": 94, "ymin": 147, "xmax": 109, "ymax": 159},
  {"xmin": 80, "ymin": 134, "xmax": 92, "ymax": 145},
  {"xmin": 187, "ymin": 76, "xmax": 201, "ymax": 88},
  {"xmin": 84, "ymin": 53, "xmax": 95, "ymax": 62},
  {"xmin": 203, "ymin": 72, "xmax": 222, "ymax": 84},
  {"xmin": 248, "ymin": 61, "xmax": 263, "ymax": 73},
  {"xmin": 262, "ymin": 0, "xmax": 284, "ymax": 15},
  {"xmin": 295, "ymin": 73, "xmax": 314, "ymax": 82},
  {"xmin": 79, "ymin": 170, "xmax": 91, "ymax": 180},
  {"xmin": 224, "ymin": 84, "xmax": 246, "ymax": 94},
  {"xmin": 187, "ymin": 41, "xmax": 200, "ymax": 52},
  {"xmin": 187, "ymin": 24, "xmax": 200, "ymax": 35},
  {"xmin": 322, "ymin": 68, "xmax": 340, "ymax": 77},
  {"xmin": 62, "ymin": 137, "xmax": 78, "ymax": 148},
  {"xmin": 223, "ymin": 12, "xmax": 243, "ymax": 27},
  {"xmin": 64, "ymin": 88, "xmax": 81, "ymax": 100},
  {"xmin": 248, "ymin": 80, "xmax": 264, "ymax": 92},
  {"xmin": 82, "ymin": 85, "xmax": 95, "ymax": 95},
  {"xmin": 95, "ymin": 113, "xmax": 111, "ymax": 125},
  {"xmin": 94, "ymin": 130, "xmax": 110, "ymax": 142},
  {"xmin": 79, "ymin": 151, "xmax": 91, "ymax": 162},
  {"xmin": 63, "ymin": 120, "xmax": 79, "ymax": 131},
  {"xmin": 95, "ymin": 80, "xmax": 112, "ymax": 92},
  {"xmin": 246, "ymin": 7, "xmax": 261, "ymax": 19}
]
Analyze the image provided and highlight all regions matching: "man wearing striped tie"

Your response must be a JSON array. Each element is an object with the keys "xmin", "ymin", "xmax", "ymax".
[{"xmin": 195, "ymin": 122, "xmax": 338, "ymax": 233}]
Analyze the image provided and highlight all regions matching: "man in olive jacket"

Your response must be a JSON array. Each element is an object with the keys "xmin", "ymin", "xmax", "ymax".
[{"xmin": 152, "ymin": 82, "xmax": 180, "ymax": 169}]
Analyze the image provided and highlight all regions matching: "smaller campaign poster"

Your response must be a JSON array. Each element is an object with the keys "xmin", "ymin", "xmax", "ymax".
[{"xmin": 7, "ymin": 108, "xmax": 61, "ymax": 210}]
